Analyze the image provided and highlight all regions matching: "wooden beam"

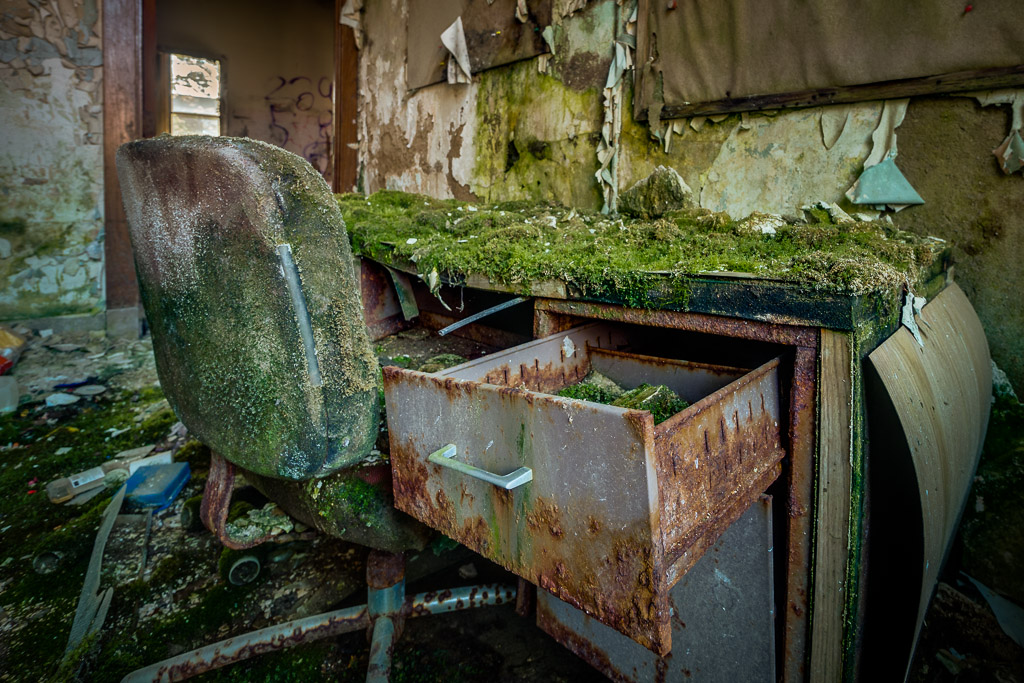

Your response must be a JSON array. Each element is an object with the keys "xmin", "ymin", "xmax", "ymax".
[
  {"xmin": 102, "ymin": 0, "xmax": 142, "ymax": 322},
  {"xmin": 141, "ymin": 0, "xmax": 157, "ymax": 138},
  {"xmin": 333, "ymin": 0, "xmax": 359, "ymax": 193},
  {"xmin": 638, "ymin": 64, "xmax": 1024, "ymax": 120},
  {"xmin": 809, "ymin": 330, "xmax": 854, "ymax": 680}
]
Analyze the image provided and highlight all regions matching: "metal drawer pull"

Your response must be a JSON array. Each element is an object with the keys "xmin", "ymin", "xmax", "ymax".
[{"xmin": 428, "ymin": 444, "xmax": 533, "ymax": 490}]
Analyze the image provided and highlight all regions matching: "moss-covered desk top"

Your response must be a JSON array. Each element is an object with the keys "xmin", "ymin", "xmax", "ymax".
[{"xmin": 337, "ymin": 191, "xmax": 950, "ymax": 332}]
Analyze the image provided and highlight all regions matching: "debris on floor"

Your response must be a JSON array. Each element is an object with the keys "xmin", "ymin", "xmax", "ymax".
[{"xmin": 0, "ymin": 328, "xmax": 603, "ymax": 682}]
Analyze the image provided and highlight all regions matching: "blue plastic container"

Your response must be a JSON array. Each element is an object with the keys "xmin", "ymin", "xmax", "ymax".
[{"xmin": 125, "ymin": 461, "xmax": 191, "ymax": 510}]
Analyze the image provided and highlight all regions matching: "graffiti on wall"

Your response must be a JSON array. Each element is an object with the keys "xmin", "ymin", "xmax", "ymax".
[{"xmin": 264, "ymin": 76, "xmax": 334, "ymax": 182}]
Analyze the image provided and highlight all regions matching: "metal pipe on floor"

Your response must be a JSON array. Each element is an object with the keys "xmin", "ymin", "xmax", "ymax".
[
  {"xmin": 120, "ymin": 604, "xmax": 370, "ymax": 683},
  {"xmin": 406, "ymin": 583, "xmax": 517, "ymax": 616},
  {"xmin": 366, "ymin": 616, "xmax": 396, "ymax": 683}
]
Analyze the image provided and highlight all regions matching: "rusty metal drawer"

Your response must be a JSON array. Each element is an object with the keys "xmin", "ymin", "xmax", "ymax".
[{"xmin": 383, "ymin": 323, "xmax": 784, "ymax": 655}]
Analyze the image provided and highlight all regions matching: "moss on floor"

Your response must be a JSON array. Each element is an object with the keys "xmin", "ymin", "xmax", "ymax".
[
  {"xmin": 0, "ymin": 386, "xmax": 175, "ymax": 555},
  {"xmin": 337, "ymin": 190, "xmax": 943, "ymax": 306},
  {"xmin": 0, "ymin": 385, "xmax": 185, "ymax": 682}
]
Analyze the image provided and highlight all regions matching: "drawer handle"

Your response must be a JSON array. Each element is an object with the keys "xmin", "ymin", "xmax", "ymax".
[{"xmin": 428, "ymin": 444, "xmax": 533, "ymax": 490}]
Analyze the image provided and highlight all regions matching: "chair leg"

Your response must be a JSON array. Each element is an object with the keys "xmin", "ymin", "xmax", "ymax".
[{"xmin": 200, "ymin": 451, "xmax": 273, "ymax": 550}]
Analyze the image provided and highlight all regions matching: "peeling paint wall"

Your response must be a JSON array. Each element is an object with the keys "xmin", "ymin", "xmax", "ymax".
[
  {"xmin": 359, "ymin": 0, "xmax": 1023, "ymax": 391},
  {"xmin": 0, "ymin": 0, "xmax": 105, "ymax": 320},
  {"xmin": 157, "ymin": 0, "xmax": 335, "ymax": 182},
  {"xmin": 360, "ymin": 0, "xmax": 611, "ymax": 205}
]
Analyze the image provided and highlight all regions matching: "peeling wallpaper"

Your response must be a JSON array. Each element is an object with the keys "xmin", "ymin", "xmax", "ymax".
[
  {"xmin": 360, "ymin": 0, "xmax": 1022, "ymax": 391},
  {"xmin": 0, "ymin": 0, "xmax": 105, "ymax": 320}
]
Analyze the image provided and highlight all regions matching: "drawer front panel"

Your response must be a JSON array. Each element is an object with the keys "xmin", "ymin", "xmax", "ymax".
[
  {"xmin": 654, "ymin": 357, "xmax": 784, "ymax": 581},
  {"xmin": 384, "ymin": 367, "xmax": 671, "ymax": 653}
]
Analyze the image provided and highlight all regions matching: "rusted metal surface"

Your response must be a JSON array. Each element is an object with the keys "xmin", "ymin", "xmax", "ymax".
[
  {"xmin": 200, "ymin": 454, "xmax": 314, "ymax": 550},
  {"xmin": 534, "ymin": 298, "xmax": 819, "ymax": 680},
  {"xmin": 386, "ymin": 360, "xmax": 671, "ymax": 653},
  {"xmin": 360, "ymin": 258, "xmax": 408, "ymax": 341},
  {"xmin": 122, "ymin": 579, "xmax": 518, "ymax": 682},
  {"xmin": 653, "ymin": 357, "xmax": 783, "ymax": 582},
  {"xmin": 783, "ymin": 344, "xmax": 817, "ymax": 682},
  {"xmin": 366, "ymin": 617, "xmax": 397, "ymax": 683},
  {"xmin": 386, "ymin": 323, "xmax": 785, "ymax": 656},
  {"xmin": 366, "ymin": 550, "xmax": 406, "ymax": 589},
  {"xmin": 200, "ymin": 452, "xmax": 269, "ymax": 551},
  {"xmin": 405, "ymin": 584, "xmax": 517, "ymax": 616},
  {"xmin": 537, "ymin": 496, "xmax": 775, "ymax": 683},
  {"xmin": 535, "ymin": 298, "xmax": 819, "ymax": 348},
  {"xmin": 121, "ymin": 604, "xmax": 370, "ymax": 682},
  {"xmin": 515, "ymin": 577, "xmax": 536, "ymax": 618},
  {"xmin": 441, "ymin": 323, "xmax": 630, "ymax": 390}
]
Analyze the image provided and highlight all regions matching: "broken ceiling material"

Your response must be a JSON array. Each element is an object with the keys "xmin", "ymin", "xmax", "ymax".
[{"xmin": 846, "ymin": 99, "xmax": 924, "ymax": 211}]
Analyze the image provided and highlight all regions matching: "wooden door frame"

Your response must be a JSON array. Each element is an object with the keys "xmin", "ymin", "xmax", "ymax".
[
  {"xmin": 102, "ymin": 0, "xmax": 151, "ymax": 337},
  {"xmin": 103, "ymin": 0, "xmax": 357, "ymax": 337},
  {"xmin": 333, "ymin": 0, "xmax": 359, "ymax": 193}
]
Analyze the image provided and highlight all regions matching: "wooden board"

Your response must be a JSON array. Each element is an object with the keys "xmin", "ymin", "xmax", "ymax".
[
  {"xmin": 635, "ymin": 0, "xmax": 1024, "ymax": 118},
  {"xmin": 406, "ymin": 0, "xmax": 552, "ymax": 90},
  {"xmin": 868, "ymin": 283, "xmax": 991, "ymax": 674},
  {"xmin": 811, "ymin": 329, "xmax": 853, "ymax": 680},
  {"xmin": 102, "ymin": 0, "xmax": 143, "ymax": 312}
]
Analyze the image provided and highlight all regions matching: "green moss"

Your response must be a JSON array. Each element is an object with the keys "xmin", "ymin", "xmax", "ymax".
[
  {"xmin": 416, "ymin": 354, "xmax": 466, "ymax": 373},
  {"xmin": 556, "ymin": 382, "xmax": 620, "ymax": 405},
  {"xmin": 337, "ymin": 191, "xmax": 943, "ymax": 304},
  {"xmin": 471, "ymin": 63, "xmax": 603, "ymax": 208},
  {"xmin": 175, "ymin": 439, "xmax": 212, "ymax": 469},
  {"xmin": 0, "ymin": 388, "xmax": 173, "ymax": 555},
  {"xmin": 312, "ymin": 476, "xmax": 388, "ymax": 526},
  {"xmin": 0, "ymin": 219, "xmax": 27, "ymax": 235}
]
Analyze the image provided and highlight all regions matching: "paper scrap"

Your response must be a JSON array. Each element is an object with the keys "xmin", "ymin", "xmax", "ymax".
[
  {"xmin": 971, "ymin": 90, "xmax": 1024, "ymax": 173},
  {"xmin": 441, "ymin": 17, "xmax": 472, "ymax": 84},
  {"xmin": 993, "ymin": 130, "xmax": 1024, "ymax": 174},
  {"xmin": 846, "ymin": 157, "xmax": 924, "ymax": 209},
  {"xmin": 901, "ymin": 291, "xmax": 924, "ymax": 347},
  {"xmin": 541, "ymin": 25, "xmax": 556, "ymax": 56},
  {"xmin": 515, "ymin": 0, "xmax": 528, "ymax": 22}
]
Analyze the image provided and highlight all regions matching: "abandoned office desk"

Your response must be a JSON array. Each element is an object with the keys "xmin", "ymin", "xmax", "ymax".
[
  {"xmin": 357, "ymin": 229, "xmax": 989, "ymax": 682},
  {"xmin": 118, "ymin": 137, "xmax": 990, "ymax": 682}
]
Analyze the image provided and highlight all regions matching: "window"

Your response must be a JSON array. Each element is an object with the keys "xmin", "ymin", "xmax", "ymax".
[{"xmin": 169, "ymin": 53, "xmax": 221, "ymax": 136}]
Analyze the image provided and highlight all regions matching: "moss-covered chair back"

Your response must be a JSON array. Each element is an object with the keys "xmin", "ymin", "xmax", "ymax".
[{"xmin": 116, "ymin": 136, "xmax": 380, "ymax": 480}]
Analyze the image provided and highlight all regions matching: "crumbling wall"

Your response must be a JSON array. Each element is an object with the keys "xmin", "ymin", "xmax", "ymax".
[
  {"xmin": 359, "ymin": 0, "xmax": 1023, "ymax": 392},
  {"xmin": 157, "ymin": 0, "xmax": 335, "ymax": 182},
  {"xmin": 0, "ymin": 0, "xmax": 105, "ymax": 320}
]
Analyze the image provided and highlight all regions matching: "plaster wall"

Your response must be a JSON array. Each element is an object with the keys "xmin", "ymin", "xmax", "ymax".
[
  {"xmin": 157, "ymin": 0, "xmax": 335, "ymax": 181},
  {"xmin": 0, "ymin": 0, "xmax": 105, "ymax": 320},
  {"xmin": 358, "ymin": 0, "xmax": 1023, "ymax": 392}
]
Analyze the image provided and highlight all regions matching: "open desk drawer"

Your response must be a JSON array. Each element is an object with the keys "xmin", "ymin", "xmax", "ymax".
[{"xmin": 383, "ymin": 323, "xmax": 784, "ymax": 655}]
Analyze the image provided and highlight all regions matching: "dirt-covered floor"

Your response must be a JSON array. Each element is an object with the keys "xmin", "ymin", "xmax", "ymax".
[{"xmin": 0, "ymin": 327, "xmax": 1021, "ymax": 681}]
